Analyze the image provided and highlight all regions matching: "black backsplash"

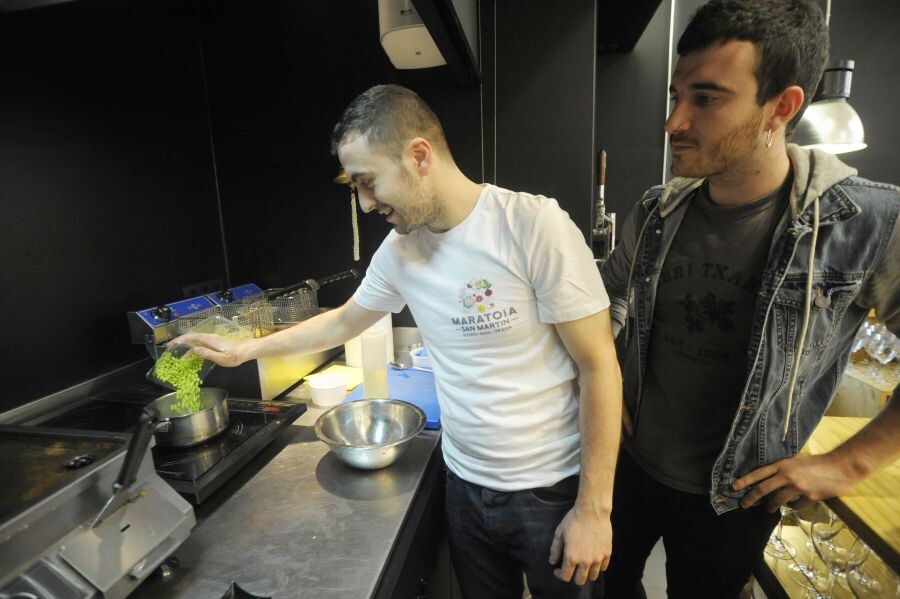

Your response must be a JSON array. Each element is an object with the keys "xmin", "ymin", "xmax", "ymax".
[
  {"xmin": 0, "ymin": 0, "xmax": 224, "ymax": 411},
  {"xmin": 0, "ymin": 0, "xmax": 482, "ymax": 412}
]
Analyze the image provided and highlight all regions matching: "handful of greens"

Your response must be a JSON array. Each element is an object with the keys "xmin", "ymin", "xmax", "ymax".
[{"xmin": 154, "ymin": 350, "xmax": 205, "ymax": 414}]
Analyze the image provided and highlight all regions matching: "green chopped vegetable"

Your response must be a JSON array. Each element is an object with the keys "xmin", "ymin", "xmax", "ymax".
[{"xmin": 154, "ymin": 351, "xmax": 205, "ymax": 414}]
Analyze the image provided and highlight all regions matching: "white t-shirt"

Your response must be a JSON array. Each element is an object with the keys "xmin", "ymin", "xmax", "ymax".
[{"xmin": 353, "ymin": 184, "xmax": 610, "ymax": 491}]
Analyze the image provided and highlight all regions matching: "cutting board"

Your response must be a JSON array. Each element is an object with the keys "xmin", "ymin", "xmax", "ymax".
[{"xmin": 344, "ymin": 368, "xmax": 441, "ymax": 430}]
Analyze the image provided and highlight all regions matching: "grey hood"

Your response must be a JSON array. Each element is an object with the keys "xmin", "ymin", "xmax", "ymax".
[{"xmin": 786, "ymin": 144, "xmax": 858, "ymax": 219}]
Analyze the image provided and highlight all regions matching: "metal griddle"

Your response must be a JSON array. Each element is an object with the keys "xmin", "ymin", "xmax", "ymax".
[{"xmin": 0, "ymin": 425, "xmax": 194, "ymax": 598}]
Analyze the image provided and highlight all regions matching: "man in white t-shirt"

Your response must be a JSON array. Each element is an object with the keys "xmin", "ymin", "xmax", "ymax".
[{"xmin": 182, "ymin": 85, "xmax": 622, "ymax": 599}]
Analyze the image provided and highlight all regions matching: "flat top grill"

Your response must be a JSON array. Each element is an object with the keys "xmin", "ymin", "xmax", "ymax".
[
  {"xmin": 0, "ymin": 425, "xmax": 194, "ymax": 599},
  {"xmin": 0, "ymin": 429, "xmax": 124, "ymax": 523}
]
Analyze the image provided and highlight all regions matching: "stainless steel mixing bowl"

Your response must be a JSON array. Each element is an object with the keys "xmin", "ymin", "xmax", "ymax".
[{"xmin": 314, "ymin": 399, "xmax": 426, "ymax": 469}]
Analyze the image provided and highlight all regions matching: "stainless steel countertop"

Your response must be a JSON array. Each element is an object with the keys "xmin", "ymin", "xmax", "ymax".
[{"xmin": 131, "ymin": 402, "xmax": 442, "ymax": 599}]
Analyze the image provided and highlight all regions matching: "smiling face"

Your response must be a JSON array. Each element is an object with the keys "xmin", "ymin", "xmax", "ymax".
[
  {"xmin": 338, "ymin": 135, "xmax": 441, "ymax": 235},
  {"xmin": 666, "ymin": 40, "xmax": 770, "ymax": 179}
]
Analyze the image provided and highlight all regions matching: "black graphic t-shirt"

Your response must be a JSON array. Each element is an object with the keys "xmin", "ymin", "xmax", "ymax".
[{"xmin": 625, "ymin": 178, "xmax": 790, "ymax": 494}]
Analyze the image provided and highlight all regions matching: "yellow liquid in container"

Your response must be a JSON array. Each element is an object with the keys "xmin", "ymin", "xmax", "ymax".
[
  {"xmin": 363, "ymin": 368, "xmax": 388, "ymax": 399},
  {"xmin": 257, "ymin": 350, "xmax": 333, "ymax": 401}
]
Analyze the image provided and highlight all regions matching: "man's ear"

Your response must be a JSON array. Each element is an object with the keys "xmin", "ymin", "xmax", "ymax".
[
  {"xmin": 767, "ymin": 85, "xmax": 805, "ymax": 133},
  {"xmin": 406, "ymin": 137, "xmax": 433, "ymax": 174}
]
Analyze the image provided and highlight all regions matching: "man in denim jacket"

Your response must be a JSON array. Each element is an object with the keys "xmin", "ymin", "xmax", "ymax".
[{"xmin": 600, "ymin": 0, "xmax": 900, "ymax": 596}]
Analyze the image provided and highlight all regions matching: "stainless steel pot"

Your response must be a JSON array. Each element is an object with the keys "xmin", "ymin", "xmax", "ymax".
[{"xmin": 151, "ymin": 388, "xmax": 229, "ymax": 447}]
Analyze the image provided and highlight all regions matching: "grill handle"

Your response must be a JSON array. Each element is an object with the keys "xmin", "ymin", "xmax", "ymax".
[
  {"xmin": 91, "ymin": 406, "xmax": 160, "ymax": 527},
  {"xmin": 117, "ymin": 406, "xmax": 160, "ymax": 489}
]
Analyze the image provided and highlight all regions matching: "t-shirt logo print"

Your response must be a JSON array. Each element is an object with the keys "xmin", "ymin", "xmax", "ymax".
[
  {"xmin": 678, "ymin": 291, "xmax": 736, "ymax": 333},
  {"xmin": 451, "ymin": 277, "xmax": 518, "ymax": 337},
  {"xmin": 459, "ymin": 278, "xmax": 495, "ymax": 313}
]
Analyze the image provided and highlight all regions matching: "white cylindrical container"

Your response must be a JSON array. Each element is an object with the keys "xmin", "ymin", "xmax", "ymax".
[
  {"xmin": 345, "ymin": 313, "xmax": 394, "ymax": 367},
  {"xmin": 362, "ymin": 328, "xmax": 389, "ymax": 399}
]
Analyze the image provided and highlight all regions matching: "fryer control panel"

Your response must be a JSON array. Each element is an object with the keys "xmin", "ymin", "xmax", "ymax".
[
  {"xmin": 208, "ymin": 283, "xmax": 263, "ymax": 306},
  {"xmin": 134, "ymin": 295, "xmax": 217, "ymax": 328}
]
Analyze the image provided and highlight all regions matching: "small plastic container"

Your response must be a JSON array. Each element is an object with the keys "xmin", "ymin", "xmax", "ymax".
[
  {"xmin": 146, "ymin": 315, "xmax": 251, "ymax": 390},
  {"xmin": 308, "ymin": 373, "xmax": 348, "ymax": 407},
  {"xmin": 146, "ymin": 343, "xmax": 216, "ymax": 391},
  {"xmin": 410, "ymin": 346, "xmax": 432, "ymax": 370}
]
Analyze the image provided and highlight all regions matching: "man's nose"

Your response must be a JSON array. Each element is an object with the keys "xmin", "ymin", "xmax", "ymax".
[
  {"xmin": 665, "ymin": 101, "xmax": 690, "ymax": 135},
  {"xmin": 357, "ymin": 188, "xmax": 377, "ymax": 213}
]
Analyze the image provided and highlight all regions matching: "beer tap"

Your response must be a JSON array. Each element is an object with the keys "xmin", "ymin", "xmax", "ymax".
[{"xmin": 592, "ymin": 150, "xmax": 616, "ymax": 263}]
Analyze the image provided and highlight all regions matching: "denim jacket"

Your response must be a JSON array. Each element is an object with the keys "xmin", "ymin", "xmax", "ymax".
[{"xmin": 600, "ymin": 145, "xmax": 900, "ymax": 513}]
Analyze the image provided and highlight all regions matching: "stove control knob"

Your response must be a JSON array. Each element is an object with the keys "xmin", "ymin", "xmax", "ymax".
[
  {"xmin": 219, "ymin": 289, "xmax": 235, "ymax": 303},
  {"xmin": 64, "ymin": 454, "xmax": 95, "ymax": 469},
  {"xmin": 152, "ymin": 305, "xmax": 174, "ymax": 322}
]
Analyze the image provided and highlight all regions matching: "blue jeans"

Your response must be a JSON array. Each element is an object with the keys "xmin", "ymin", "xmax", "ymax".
[
  {"xmin": 604, "ymin": 452, "xmax": 779, "ymax": 599},
  {"xmin": 444, "ymin": 468, "xmax": 604, "ymax": 599}
]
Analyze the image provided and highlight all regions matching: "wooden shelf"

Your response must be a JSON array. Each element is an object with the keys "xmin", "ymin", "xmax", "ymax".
[
  {"xmin": 806, "ymin": 417, "xmax": 900, "ymax": 573},
  {"xmin": 755, "ymin": 416, "xmax": 899, "ymax": 598}
]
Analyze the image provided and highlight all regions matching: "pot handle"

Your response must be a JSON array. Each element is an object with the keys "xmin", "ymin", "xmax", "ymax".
[{"xmin": 155, "ymin": 419, "xmax": 172, "ymax": 434}]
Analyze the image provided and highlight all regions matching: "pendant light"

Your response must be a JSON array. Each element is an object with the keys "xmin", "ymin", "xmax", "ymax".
[
  {"xmin": 791, "ymin": 60, "xmax": 867, "ymax": 154},
  {"xmin": 790, "ymin": 0, "xmax": 866, "ymax": 154}
]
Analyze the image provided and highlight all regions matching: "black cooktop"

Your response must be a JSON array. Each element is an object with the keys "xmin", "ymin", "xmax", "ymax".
[{"xmin": 36, "ymin": 390, "xmax": 305, "ymax": 504}]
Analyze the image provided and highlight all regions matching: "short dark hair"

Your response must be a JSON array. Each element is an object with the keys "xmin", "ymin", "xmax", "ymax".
[
  {"xmin": 678, "ymin": 0, "xmax": 829, "ymax": 133},
  {"xmin": 330, "ymin": 84, "xmax": 453, "ymax": 162}
]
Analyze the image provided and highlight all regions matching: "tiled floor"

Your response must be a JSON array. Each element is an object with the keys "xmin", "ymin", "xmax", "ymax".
[
  {"xmin": 641, "ymin": 539, "xmax": 668, "ymax": 598},
  {"xmin": 641, "ymin": 540, "xmax": 765, "ymax": 599}
]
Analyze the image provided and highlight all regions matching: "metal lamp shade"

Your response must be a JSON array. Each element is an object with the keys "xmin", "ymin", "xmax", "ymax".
[{"xmin": 792, "ymin": 98, "xmax": 867, "ymax": 154}]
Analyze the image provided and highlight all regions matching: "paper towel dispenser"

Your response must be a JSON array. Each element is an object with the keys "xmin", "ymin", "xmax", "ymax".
[
  {"xmin": 378, "ymin": 0, "xmax": 446, "ymax": 69},
  {"xmin": 379, "ymin": 0, "xmax": 479, "ymax": 85}
]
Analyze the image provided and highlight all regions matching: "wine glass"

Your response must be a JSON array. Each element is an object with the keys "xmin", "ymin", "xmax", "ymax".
[
  {"xmin": 810, "ymin": 504, "xmax": 872, "ymax": 591},
  {"xmin": 852, "ymin": 321, "xmax": 875, "ymax": 354},
  {"xmin": 794, "ymin": 549, "xmax": 836, "ymax": 599},
  {"xmin": 846, "ymin": 538, "xmax": 900, "ymax": 598},
  {"xmin": 765, "ymin": 506, "xmax": 797, "ymax": 559},
  {"xmin": 865, "ymin": 324, "xmax": 899, "ymax": 385},
  {"xmin": 790, "ymin": 502, "xmax": 843, "ymax": 597},
  {"xmin": 818, "ymin": 527, "xmax": 870, "ymax": 589},
  {"xmin": 789, "ymin": 503, "xmax": 823, "ymax": 586}
]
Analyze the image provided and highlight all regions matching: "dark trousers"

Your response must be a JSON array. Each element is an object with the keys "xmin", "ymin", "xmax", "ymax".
[
  {"xmin": 444, "ymin": 468, "xmax": 604, "ymax": 599},
  {"xmin": 604, "ymin": 452, "xmax": 779, "ymax": 599}
]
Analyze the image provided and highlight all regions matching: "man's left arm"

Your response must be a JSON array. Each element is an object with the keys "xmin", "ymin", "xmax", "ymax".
[
  {"xmin": 734, "ymin": 388, "xmax": 900, "ymax": 511},
  {"xmin": 548, "ymin": 309, "xmax": 622, "ymax": 585}
]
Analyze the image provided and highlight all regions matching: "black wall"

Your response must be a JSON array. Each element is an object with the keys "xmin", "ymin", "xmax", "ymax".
[
  {"xmin": 0, "ymin": 0, "xmax": 224, "ymax": 411},
  {"xmin": 0, "ymin": 0, "xmax": 482, "ymax": 412},
  {"xmin": 489, "ymin": 0, "xmax": 598, "ymax": 237},
  {"xmin": 595, "ymin": 0, "xmax": 673, "ymax": 219},
  {"xmin": 1, "ymin": 0, "xmax": 613, "ymax": 413},
  {"xmin": 194, "ymin": 0, "xmax": 482, "ymax": 308},
  {"xmin": 824, "ymin": 0, "xmax": 900, "ymax": 184}
]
